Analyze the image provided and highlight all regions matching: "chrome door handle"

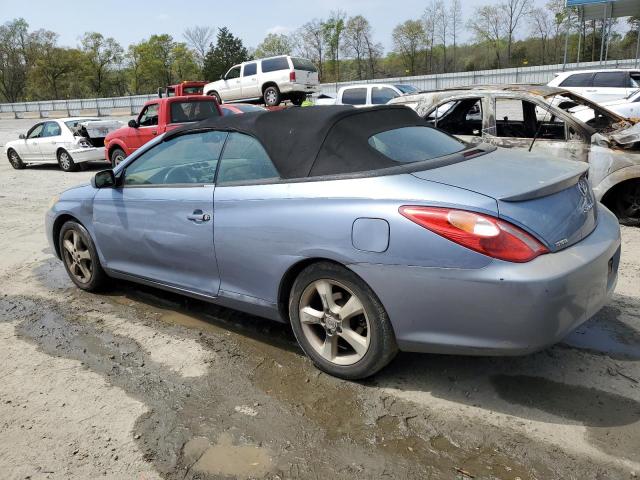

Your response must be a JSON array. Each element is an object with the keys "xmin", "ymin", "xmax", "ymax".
[{"xmin": 187, "ymin": 210, "xmax": 211, "ymax": 222}]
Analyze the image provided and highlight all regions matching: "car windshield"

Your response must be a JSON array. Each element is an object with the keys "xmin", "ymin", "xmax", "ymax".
[
  {"xmin": 170, "ymin": 101, "xmax": 220, "ymax": 123},
  {"xmin": 625, "ymin": 88, "xmax": 640, "ymax": 100},
  {"xmin": 291, "ymin": 57, "xmax": 317, "ymax": 72},
  {"xmin": 394, "ymin": 84, "xmax": 418, "ymax": 94},
  {"xmin": 553, "ymin": 92, "xmax": 626, "ymax": 132},
  {"xmin": 368, "ymin": 126, "xmax": 466, "ymax": 163}
]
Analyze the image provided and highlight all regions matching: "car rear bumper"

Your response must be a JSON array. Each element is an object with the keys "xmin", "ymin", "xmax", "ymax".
[
  {"xmin": 69, "ymin": 146, "xmax": 105, "ymax": 163},
  {"xmin": 280, "ymin": 82, "xmax": 320, "ymax": 94},
  {"xmin": 349, "ymin": 204, "xmax": 621, "ymax": 356}
]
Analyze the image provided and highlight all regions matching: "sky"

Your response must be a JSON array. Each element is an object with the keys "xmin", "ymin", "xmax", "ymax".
[{"xmin": 0, "ymin": 0, "xmax": 548, "ymax": 52}]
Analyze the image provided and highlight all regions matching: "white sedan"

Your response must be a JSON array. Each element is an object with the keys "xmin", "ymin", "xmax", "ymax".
[
  {"xmin": 570, "ymin": 89, "xmax": 640, "ymax": 123},
  {"xmin": 4, "ymin": 117, "xmax": 122, "ymax": 172}
]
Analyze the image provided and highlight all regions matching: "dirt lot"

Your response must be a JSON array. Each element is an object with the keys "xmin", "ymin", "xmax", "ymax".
[{"xmin": 0, "ymin": 117, "xmax": 639, "ymax": 480}]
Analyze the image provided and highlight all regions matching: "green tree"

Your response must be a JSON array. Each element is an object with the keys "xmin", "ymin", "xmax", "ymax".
[
  {"xmin": 28, "ymin": 47, "xmax": 85, "ymax": 100},
  {"xmin": 392, "ymin": 20, "xmax": 426, "ymax": 75},
  {"xmin": 254, "ymin": 33, "xmax": 293, "ymax": 58},
  {"xmin": 0, "ymin": 18, "xmax": 33, "ymax": 102},
  {"xmin": 322, "ymin": 10, "xmax": 346, "ymax": 82},
  {"xmin": 171, "ymin": 42, "xmax": 199, "ymax": 81},
  {"xmin": 80, "ymin": 32, "xmax": 123, "ymax": 96},
  {"xmin": 203, "ymin": 27, "xmax": 249, "ymax": 81}
]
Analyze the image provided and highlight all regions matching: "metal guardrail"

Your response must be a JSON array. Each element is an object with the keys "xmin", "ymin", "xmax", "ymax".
[{"xmin": 0, "ymin": 58, "xmax": 638, "ymax": 117}]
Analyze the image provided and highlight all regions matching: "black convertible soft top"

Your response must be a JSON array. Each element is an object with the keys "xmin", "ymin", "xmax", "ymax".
[{"xmin": 165, "ymin": 105, "xmax": 428, "ymax": 179}]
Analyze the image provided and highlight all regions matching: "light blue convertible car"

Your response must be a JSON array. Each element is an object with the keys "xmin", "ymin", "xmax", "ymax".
[{"xmin": 46, "ymin": 106, "xmax": 621, "ymax": 379}]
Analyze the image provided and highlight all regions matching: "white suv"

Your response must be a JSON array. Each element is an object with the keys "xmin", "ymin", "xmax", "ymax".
[
  {"xmin": 334, "ymin": 83, "xmax": 419, "ymax": 107},
  {"xmin": 547, "ymin": 69, "xmax": 640, "ymax": 103},
  {"xmin": 204, "ymin": 56, "xmax": 319, "ymax": 107}
]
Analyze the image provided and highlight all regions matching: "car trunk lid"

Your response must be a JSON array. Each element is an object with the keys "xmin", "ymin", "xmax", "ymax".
[{"xmin": 411, "ymin": 148, "xmax": 597, "ymax": 252}]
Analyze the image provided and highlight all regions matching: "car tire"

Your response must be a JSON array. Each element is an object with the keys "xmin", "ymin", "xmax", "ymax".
[
  {"xmin": 290, "ymin": 94, "xmax": 305, "ymax": 106},
  {"xmin": 7, "ymin": 149, "xmax": 26, "ymax": 169},
  {"xmin": 208, "ymin": 91, "xmax": 222, "ymax": 105},
  {"xmin": 57, "ymin": 149, "xmax": 78, "ymax": 172},
  {"xmin": 263, "ymin": 86, "xmax": 281, "ymax": 107},
  {"xmin": 59, "ymin": 220, "xmax": 108, "ymax": 292},
  {"xmin": 613, "ymin": 181, "xmax": 640, "ymax": 227},
  {"xmin": 288, "ymin": 261, "xmax": 398, "ymax": 380},
  {"xmin": 110, "ymin": 148, "xmax": 126, "ymax": 168}
]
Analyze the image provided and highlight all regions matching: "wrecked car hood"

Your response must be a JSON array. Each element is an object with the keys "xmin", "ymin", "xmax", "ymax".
[{"xmin": 608, "ymin": 122, "xmax": 640, "ymax": 147}]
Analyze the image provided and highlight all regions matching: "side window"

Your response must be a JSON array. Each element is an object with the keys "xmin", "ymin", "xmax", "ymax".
[
  {"xmin": 426, "ymin": 98, "xmax": 483, "ymax": 136},
  {"xmin": 261, "ymin": 57, "xmax": 290, "ymax": 73},
  {"xmin": 27, "ymin": 123, "xmax": 44, "ymax": 139},
  {"xmin": 42, "ymin": 122, "xmax": 62, "ymax": 137},
  {"xmin": 628, "ymin": 72, "xmax": 640, "ymax": 88},
  {"xmin": 226, "ymin": 66, "xmax": 241, "ymax": 80},
  {"xmin": 217, "ymin": 133, "xmax": 279, "ymax": 183},
  {"xmin": 559, "ymin": 73, "xmax": 593, "ymax": 87},
  {"xmin": 138, "ymin": 104, "xmax": 159, "ymax": 127},
  {"xmin": 341, "ymin": 88, "xmax": 367, "ymax": 105},
  {"xmin": 243, "ymin": 62, "xmax": 257, "ymax": 76},
  {"xmin": 592, "ymin": 72, "xmax": 626, "ymax": 88},
  {"xmin": 124, "ymin": 131, "xmax": 227, "ymax": 186},
  {"xmin": 495, "ymin": 99, "xmax": 565, "ymax": 140},
  {"xmin": 371, "ymin": 87, "xmax": 399, "ymax": 105}
]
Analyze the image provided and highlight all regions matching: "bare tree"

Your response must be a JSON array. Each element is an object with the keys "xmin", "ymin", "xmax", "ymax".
[
  {"xmin": 501, "ymin": 0, "xmax": 532, "ymax": 66},
  {"xmin": 530, "ymin": 8, "xmax": 553, "ymax": 64},
  {"xmin": 468, "ymin": 5, "xmax": 504, "ymax": 67},
  {"xmin": 392, "ymin": 20, "xmax": 426, "ymax": 75},
  {"xmin": 450, "ymin": 0, "xmax": 463, "ymax": 71},
  {"xmin": 296, "ymin": 19, "xmax": 325, "ymax": 80},
  {"xmin": 343, "ymin": 15, "xmax": 372, "ymax": 80},
  {"xmin": 435, "ymin": 0, "xmax": 448, "ymax": 72},
  {"xmin": 422, "ymin": 1, "xmax": 437, "ymax": 73},
  {"xmin": 183, "ymin": 26, "xmax": 214, "ymax": 69}
]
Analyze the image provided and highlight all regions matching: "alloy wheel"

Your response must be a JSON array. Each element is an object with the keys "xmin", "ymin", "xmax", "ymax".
[
  {"xmin": 59, "ymin": 152, "xmax": 71, "ymax": 170},
  {"xmin": 298, "ymin": 279, "xmax": 370, "ymax": 366},
  {"xmin": 62, "ymin": 229, "xmax": 93, "ymax": 284},
  {"xmin": 9, "ymin": 151, "xmax": 20, "ymax": 167}
]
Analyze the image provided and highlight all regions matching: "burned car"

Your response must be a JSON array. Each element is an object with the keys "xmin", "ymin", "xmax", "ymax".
[{"xmin": 389, "ymin": 85, "xmax": 640, "ymax": 224}]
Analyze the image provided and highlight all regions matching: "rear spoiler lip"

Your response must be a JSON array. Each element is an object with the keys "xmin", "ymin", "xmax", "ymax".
[{"xmin": 499, "ymin": 163, "xmax": 589, "ymax": 202}]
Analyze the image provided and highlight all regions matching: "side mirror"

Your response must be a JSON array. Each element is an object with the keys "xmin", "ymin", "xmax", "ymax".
[
  {"xmin": 92, "ymin": 169, "xmax": 116, "ymax": 189},
  {"xmin": 19, "ymin": 134, "xmax": 25, "ymax": 139},
  {"xmin": 128, "ymin": 119, "xmax": 138, "ymax": 128}
]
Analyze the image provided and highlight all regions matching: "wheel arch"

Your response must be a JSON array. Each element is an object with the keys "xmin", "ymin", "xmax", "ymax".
[
  {"xmin": 56, "ymin": 147, "xmax": 69, "ymax": 158},
  {"xmin": 277, "ymin": 257, "xmax": 366, "ymax": 324},
  {"xmin": 107, "ymin": 141, "xmax": 127, "ymax": 161},
  {"xmin": 261, "ymin": 81, "xmax": 279, "ymax": 95},
  {"xmin": 595, "ymin": 165, "xmax": 640, "ymax": 202},
  {"xmin": 52, "ymin": 213, "xmax": 82, "ymax": 259}
]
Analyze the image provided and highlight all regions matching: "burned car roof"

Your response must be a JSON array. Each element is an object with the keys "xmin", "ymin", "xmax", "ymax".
[
  {"xmin": 166, "ymin": 105, "xmax": 430, "ymax": 179},
  {"xmin": 414, "ymin": 84, "xmax": 566, "ymax": 98}
]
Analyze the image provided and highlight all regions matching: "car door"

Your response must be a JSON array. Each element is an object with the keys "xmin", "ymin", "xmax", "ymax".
[
  {"xmin": 558, "ymin": 72, "xmax": 594, "ymax": 99},
  {"xmin": 129, "ymin": 103, "xmax": 160, "ymax": 152},
  {"xmin": 39, "ymin": 121, "xmax": 63, "ymax": 160},
  {"xmin": 240, "ymin": 62, "xmax": 260, "ymax": 99},
  {"xmin": 370, "ymin": 86, "xmax": 400, "ymax": 105},
  {"xmin": 486, "ymin": 97, "xmax": 589, "ymax": 163},
  {"xmin": 93, "ymin": 130, "xmax": 227, "ymax": 297},
  {"xmin": 587, "ymin": 72, "xmax": 628, "ymax": 103},
  {"xmin": 212, "ymin": 132, "xmax": 280, "ymax": 302},
  {"xmin": 21, "ymin": 123, "xmax": 46, "ymax": 161},
  {"xmin": 424, "ymin": 96, "xmax": 486, "ymax": 145},
  {"xmin": 221, "ymin": 66, "xmax": 242, "ymax": 101}
]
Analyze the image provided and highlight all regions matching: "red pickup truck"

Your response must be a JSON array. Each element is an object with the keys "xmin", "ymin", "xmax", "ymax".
[
  {"xmin": 104, "ymin": 96, "xmax": 221, "ymax": 167},
  {"xmin": 158, "ymin": 81, "xmax": 207, "ymax": 98}
]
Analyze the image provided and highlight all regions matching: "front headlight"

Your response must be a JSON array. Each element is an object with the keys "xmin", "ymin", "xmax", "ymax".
[{"xmin": 48, "ymin": 195, "xmax": 60, "ymax": 210}]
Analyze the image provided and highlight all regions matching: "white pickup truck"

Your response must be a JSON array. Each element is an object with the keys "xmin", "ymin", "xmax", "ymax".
[{"xmin": 331, "ymin": 83, "xmax": 419, "ymax": 107}]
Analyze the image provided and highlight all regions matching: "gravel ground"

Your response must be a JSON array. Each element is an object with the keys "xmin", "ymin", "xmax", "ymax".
[{"xmin": 0, "ymin": 118, "xmax": 639, "ymax": 480}]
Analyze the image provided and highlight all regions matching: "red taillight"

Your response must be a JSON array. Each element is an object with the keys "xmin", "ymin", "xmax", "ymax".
[
  {"xmin": 289, "ymin": 71, "xmax": 296, "ymax": 82},
  {"xmin": 399, "ymin": 206, "xmax": 548, "ymax": 263}
]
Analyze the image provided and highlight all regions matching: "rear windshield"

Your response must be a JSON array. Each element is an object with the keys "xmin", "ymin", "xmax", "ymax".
[
  {"xmin": 291, "ymin": 57, "xmax": 317, "ymax": 72},
  {"xmin": 368, "ymin": 126, "xmax": 466, "ymax": 163},
  {"xmin": 183, "ymin": 86, "xmax": 204, "ymax": 95},
  {"xmin": 170, "ymin": 101, "xmax": 220, "ymax": 123}
]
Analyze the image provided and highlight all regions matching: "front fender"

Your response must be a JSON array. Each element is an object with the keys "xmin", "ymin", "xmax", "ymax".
[{"xmin": 593, "ymin": 164, "xmax": 640, "ymax": 201}]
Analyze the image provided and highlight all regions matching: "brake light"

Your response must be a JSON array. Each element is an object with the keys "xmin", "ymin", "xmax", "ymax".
[
  {"xmin": 290, "ymin": 71, "xmax": 296, "ymax": 82},
  {"xmin": 399, "ymin": 206, "xmax": 548, "ymax": 263}
]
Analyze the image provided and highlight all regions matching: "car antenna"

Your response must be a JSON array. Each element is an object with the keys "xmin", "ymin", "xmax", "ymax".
[{"xmin": 528, "ymin": 93, "xmax": 558, "ymax": 153}]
